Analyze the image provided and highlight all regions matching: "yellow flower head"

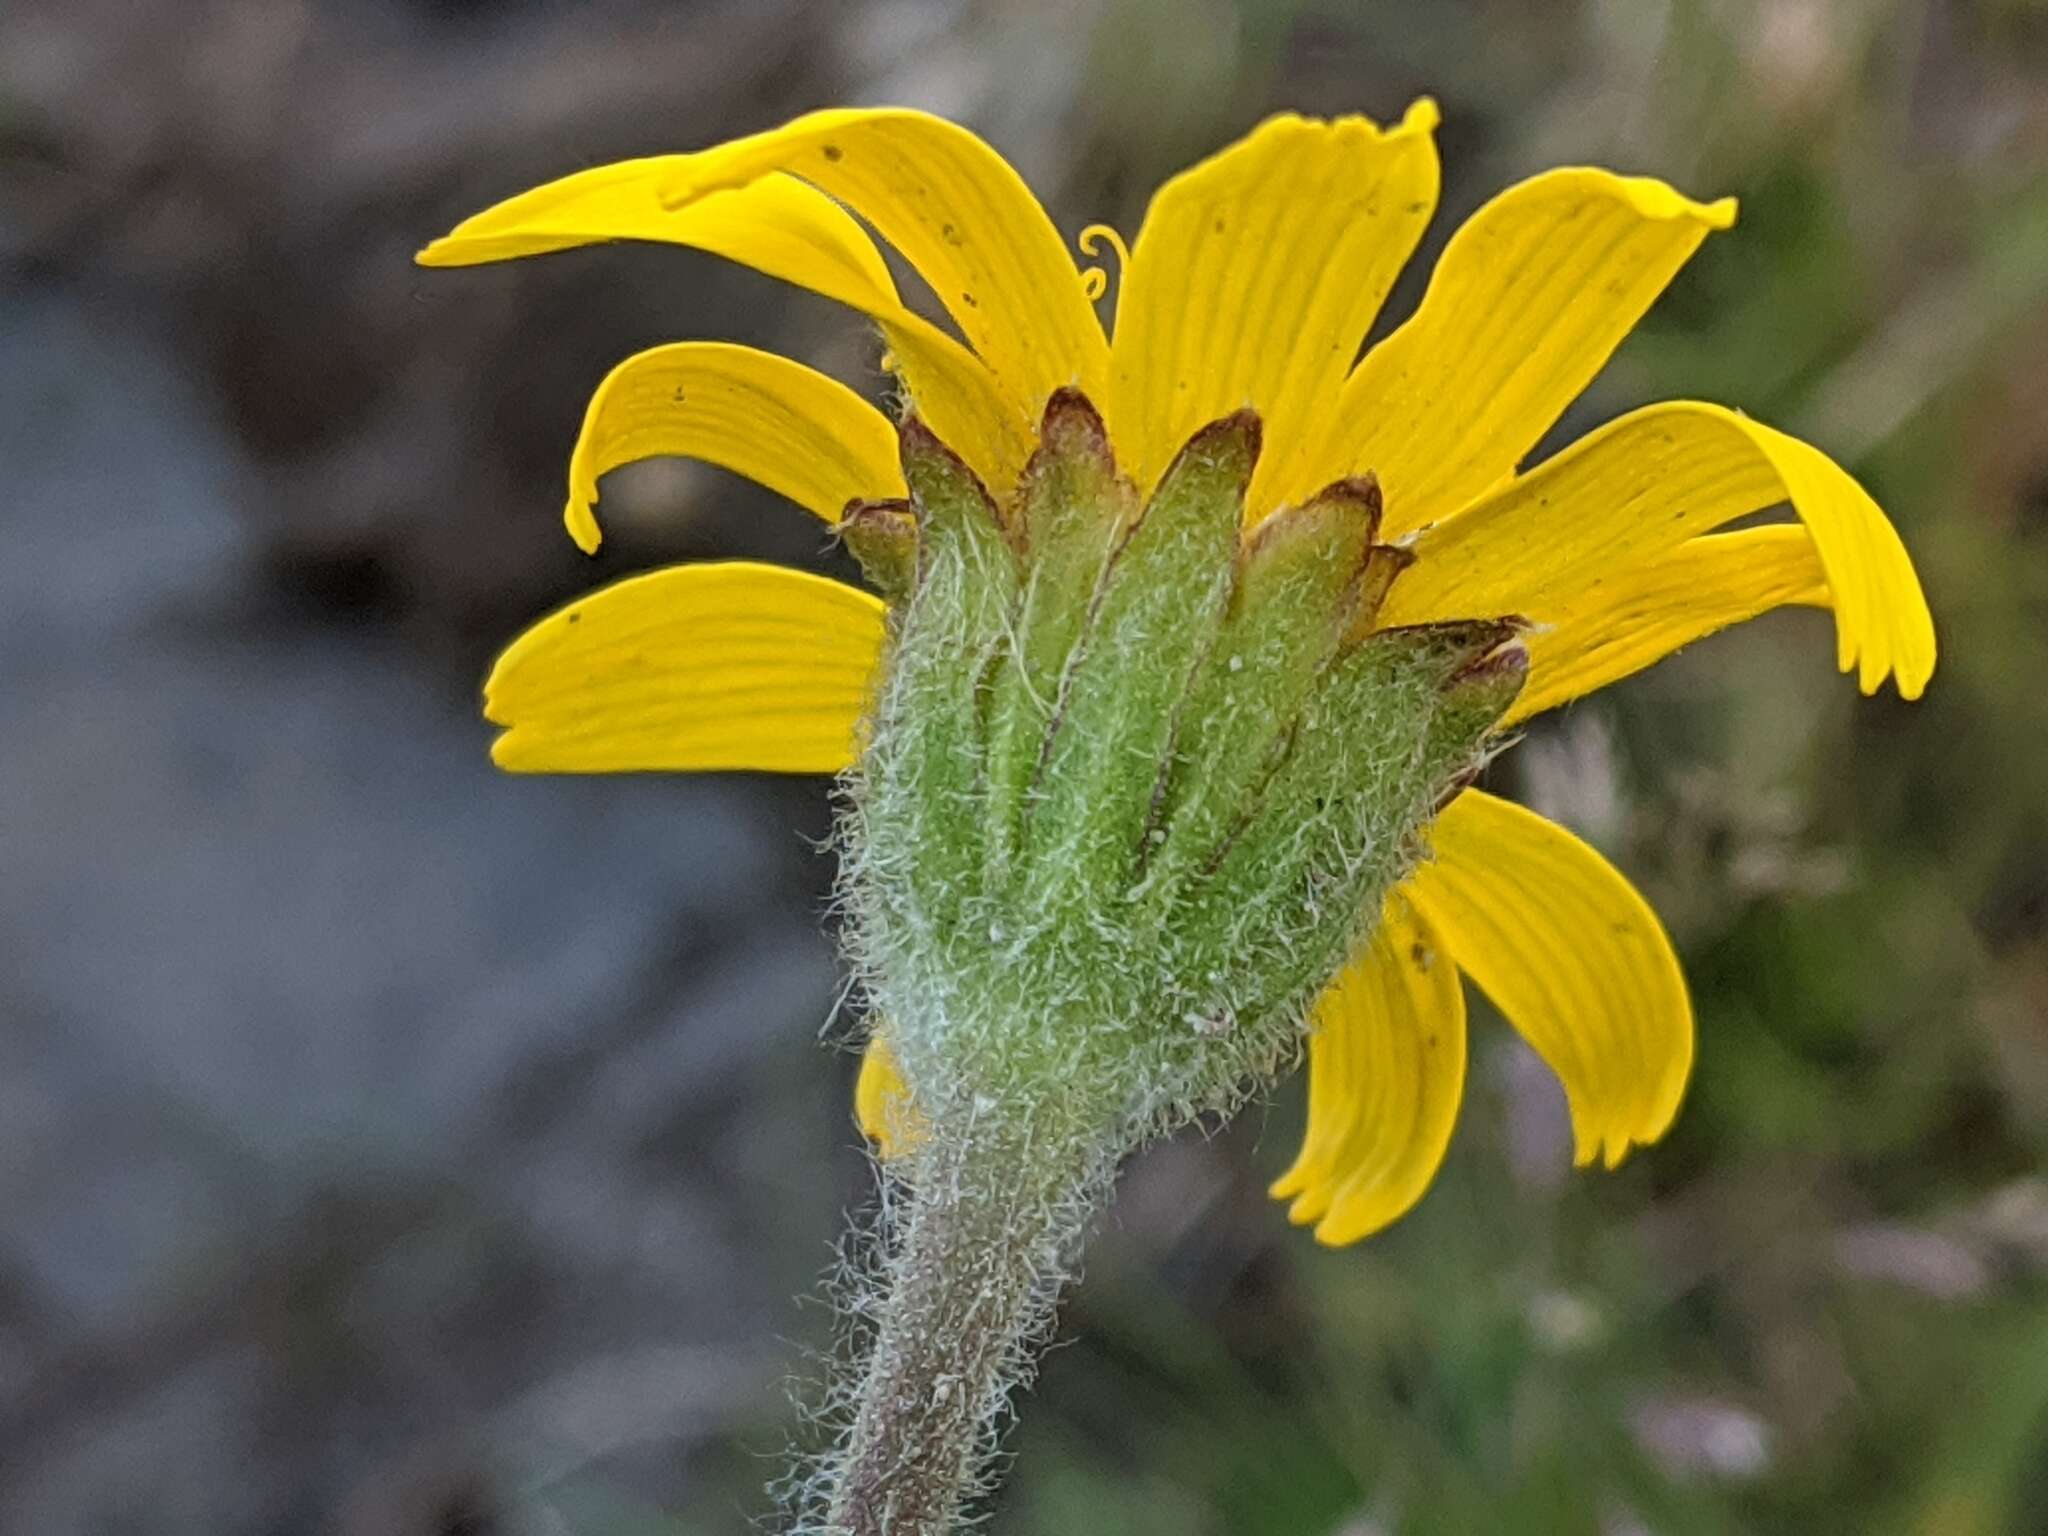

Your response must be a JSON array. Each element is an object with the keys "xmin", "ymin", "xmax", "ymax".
[{"xmin": 419, "ymin": 101, "xmax": 1935, "ymax": 1247}]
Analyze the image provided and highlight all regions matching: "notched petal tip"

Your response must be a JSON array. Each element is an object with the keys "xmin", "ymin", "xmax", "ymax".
[
  {"xmin": 482, "ymin": 702, "xmax": 557, "ymax": 772},
  {"xmin": 480, "ymin": 624, "xmax": 543, "ymax": 729},
  {"xmin": 1310, "ymin": 1200, "xmax": 1406, "ymax": 1248},
  {"xmin": 1397, "ymin": 95, "xmax": 1442, "ymax": 135},
  {"xmin": 477, "ymin": 561, "xmax": 884, "ymax": 777},
  {"xmin": 1612, "ymin": 172, "xmax": 1737, "ymax": 230},
  {"xmin": 1309, "ymin": 1215, "xmax": 1355, "ymax": 1248},
  {"xmin": 1411, "ymin": 790, "xmax": 1695, "ymax": 1176},
  {"xmin": 1258, "ymin": 94, "xmax": 1439, "ymax": 144},
  {"xmin": 486, "ymin": 728, "xmax": 561, "ymax": 773},
  {"xmin": 481, "ymin": 682, "xmax": 511, "ymax": 730}
]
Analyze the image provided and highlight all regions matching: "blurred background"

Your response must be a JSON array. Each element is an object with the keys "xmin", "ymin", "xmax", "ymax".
[{"xmin": 2, "ymin": 0, "xmax": 2045, "ymax": 1531}]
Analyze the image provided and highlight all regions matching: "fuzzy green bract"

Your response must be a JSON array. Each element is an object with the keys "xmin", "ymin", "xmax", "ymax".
[{"xmin": 841, "ymin": 390, "xmax": 1527, "ymax": 1157}]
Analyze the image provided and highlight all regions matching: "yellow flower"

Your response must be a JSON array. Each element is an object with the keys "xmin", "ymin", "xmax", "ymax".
[{"xmin": 419, "ymin": 100, "xmax": 1934, "ymax": 1247}]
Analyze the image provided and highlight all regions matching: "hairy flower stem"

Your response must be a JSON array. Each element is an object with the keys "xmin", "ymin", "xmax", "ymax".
[{"xmin": 823, "ymin": 1121, "xmax": 1109, "ymax": 1535}]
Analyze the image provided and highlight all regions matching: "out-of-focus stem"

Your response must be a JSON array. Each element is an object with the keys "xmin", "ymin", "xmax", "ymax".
[{"xmin": 822, "ymin": 1123, "xmax": 1102, "ymax": 1536}]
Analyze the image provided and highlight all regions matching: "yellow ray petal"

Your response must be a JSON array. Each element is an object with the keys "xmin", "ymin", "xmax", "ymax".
[
  {"xmin": 562, "ymin": 341, "xmax": 906, "ymax": 554},
  {"xmin": 418, "ymin": 162, "xmax": 1025, "ymax": 489},
  {"xmin": 653, "ymin": 108, "xmax": 1110, "ymax": 425},
  {"xmin": 1281, "ymin": 168, "xmax": 1735, "ymax": 529},
  {"xmin": 1507, "ymin": 525, "xmax": 1832, "ymax": 723},
  {"xmin": 484, "ymin": 561, "xmax": 885, "ymax": 774},
  {"xmin": 1403, "ymin": 790, "xmax": 1692, "ymax": 1169},
  {"xmin": 419, "ymin": 160, "xmax": 898, "ymax": 307},
  {"xmin": 1270, "ymin": 890, "xmax": 1467, "ymax": 1246},
  {"xmin": 855, "ymin": 1033, "xmax": 926, "ymax": 1159},
  {"xmin": 1110, "ymin": 101, "xmax": 1440, "ymax": 504},
  {"xmin": 1379, "ymin": 401, "xmax": 1935, "ymax": 699}
]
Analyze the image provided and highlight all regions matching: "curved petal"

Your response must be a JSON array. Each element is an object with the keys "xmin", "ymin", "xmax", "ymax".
[
  {"xmin": 484, "ymin": 561, "xmax": 885, "ymax": 774},
  {"xmin": 1507, "ymin": 525, "xmax": 1831, "ymax": 723},
  {"xmin": 418, "ymin": 163, "xmax": 1025, "ymax": 489},
  {"xmin": 1403, "ymin": 790, "xmax": 1692, "ymax": 1169},
  {"xmin": 855, "ymin": 1033, "xmax": 925, "ymax": 1159},
  {"xmin": 653, "ymin": 108, "xmax": 1111, "ymax": 424},
  {"xmin": 419, "ymin": 161, "xmax": 899, "ymax": 309},
  {"xmin": 562, "ymin": 341, "xmax": 906, "ymax": 553},
  {"xmin": 1109, "ymin": 101, "xmax": 1440, "ymax": 504},
  {"xmin": 1282, "ymin": 168, "xmax": 1735, "ymax": 529},
  {"xmin": 1270, "ymin": 890, "xmax": 1467, "ymax": 1245},
  {"xmin": 1379, "ymin": 401, "xmax": 1935, "ymax": 699}
]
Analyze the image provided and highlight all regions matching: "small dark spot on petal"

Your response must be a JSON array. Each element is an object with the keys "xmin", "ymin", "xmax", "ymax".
[
  {"xmin": 1213, "ymin": 217, "xmax": 1226, "ymax": 233},
  {"xmin": 821, "ymin": 143, "xmax": 843, "ymax": 161},
  {"xmin": 1407, "ymin": 200, "xmax": 1429, "ymax": 213},
  {"xmin": 941, "ymin": 222, "xmax": 963, "ymax": 245},
  {"xmin": 671, "ymin": 386, "xmax": 687, "ymax": 403},
  {"xmin": 567, "ymin": 611, "xmax": 581, "ymax": 624},
  {"xmin": 961, "ymin": 291, "xmax": 978, "ymax": 308}
]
